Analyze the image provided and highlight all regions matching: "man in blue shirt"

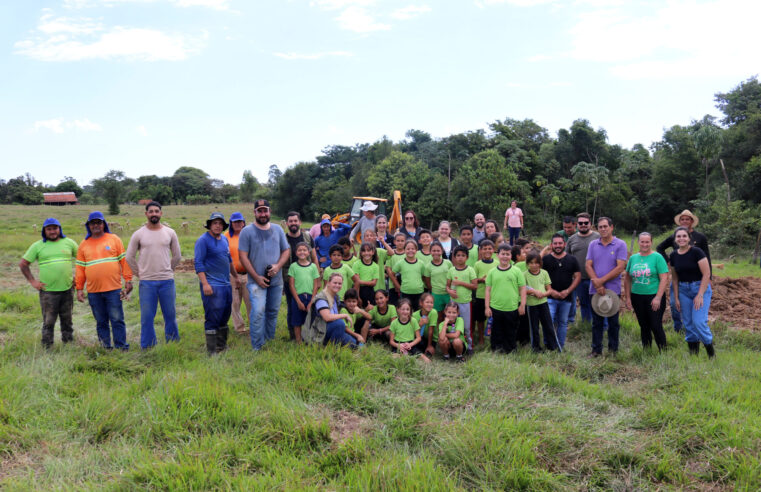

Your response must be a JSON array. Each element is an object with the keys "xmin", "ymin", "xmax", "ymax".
[
  {"xmin": 238, "ymin": 199, "xmax": 291, "ymax": 350},
  {"xmin": 195, "ymin": 212, "xmax": 236, "ymax": 355},
  {"xmin": 314, "ymin": 218, "xmax": 352, "ymax": 268}
]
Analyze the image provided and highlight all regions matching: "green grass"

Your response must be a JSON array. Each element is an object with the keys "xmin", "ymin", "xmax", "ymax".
[{"xmin": 2, "ymin": 204, "xmax": 761, "ymax": 489}]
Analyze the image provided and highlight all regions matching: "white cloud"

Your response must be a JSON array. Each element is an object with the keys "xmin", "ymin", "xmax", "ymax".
[
  {"xmin": 64, "ymin": 0, "xmax": 231, "ymax": 9},
  {"xmin": 568, "ymin": 0, "xmax": 761, "ymax": 79},
  {"xmin": 310, "ymin": 0, "xmax": 376, "ymax": 9},
  {"xmin": 391, "ymin": 5, "xmax": 431, "ymax": 20},
  {"xmin": 335, "ymin": 6, "xmax": 390, "ymax": 32},
  {"xmin": 273, "ymin": 50, "xmax": 353, "ymax": 60},
  {"xmin": 15, "ymin": 10, "xmax": 203, "ymax": 61},
  {"xmin": 137, "ymin": 125, "xmax": 148, "ymax": 136},
  {"xmin": 475, "ymin": 0, "xmax": 556, "ymax": 7},
  {"xmin": 33, "ymin": 117, "xmax": 103, "ymax": 133}
]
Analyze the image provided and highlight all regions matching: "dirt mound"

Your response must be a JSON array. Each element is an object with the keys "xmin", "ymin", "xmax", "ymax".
[{"xmin": 709, "ymin": 276, "xmax": 761, "ymax": 331}]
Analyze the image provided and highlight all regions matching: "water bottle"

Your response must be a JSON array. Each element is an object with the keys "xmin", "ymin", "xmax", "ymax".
[{"xmin": 486, "ymin": 316, "xmax": 493, "ymax": 337}]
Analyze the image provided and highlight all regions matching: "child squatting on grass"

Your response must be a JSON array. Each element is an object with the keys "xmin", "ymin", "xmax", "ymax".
[
  {"xmin": 437, "ymin": 301, "xmax": 467, "ymax": 362},
  {"xmin": 389, "ymin": 297, "xmax": 430, "ymax": 362}
]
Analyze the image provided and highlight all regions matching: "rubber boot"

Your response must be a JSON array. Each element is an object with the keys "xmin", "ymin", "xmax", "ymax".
[
  {"xmin": 688, "ymin": 341, "xmax": 700, "ymax": 355},
  {"xmin": 216, "ymin": 328, "xmax": 229, "ymax": 353},
  {"xmin": 704, "ymin": 343, "xmax": 715, "ymax": 358},
  {"xmin": 205, "ymin": 331, "xmax": 217, "ymax": 355}
]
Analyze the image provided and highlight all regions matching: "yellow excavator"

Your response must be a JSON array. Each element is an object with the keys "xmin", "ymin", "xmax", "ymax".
[{"xmin": 331, "ymin": 190, "xmax": 403, "ymax": 241}]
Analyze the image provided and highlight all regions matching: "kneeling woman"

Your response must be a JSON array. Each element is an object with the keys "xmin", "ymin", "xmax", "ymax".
[
  {"xmin": 670, "ymin": 227, "xmax": 714, "ymax": 357},
  {"xmin": 314, "ymin": 274, "xmax": 366, "ymax": 347}
]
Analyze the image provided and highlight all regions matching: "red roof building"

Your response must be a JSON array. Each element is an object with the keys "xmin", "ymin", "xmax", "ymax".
[{"xmin": 43, "ymin": 192, "xmax": 79, "ymax": 206}]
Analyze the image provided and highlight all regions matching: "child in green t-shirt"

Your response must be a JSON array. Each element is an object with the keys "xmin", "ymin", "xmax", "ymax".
[
  {"xmin": 287, "ymin": 242, "xmax": 321, "ymax": 343},
  {"xmin": 338, "ymin": 237, "xmax": 356, "ymax": 270},
  {"xmin": 446, "ymin": 245, "xmax": 477, "ymax": 351},
  {"xmin": 485, "ymin": 243, "xmax": 526, "ymax": 354},
  {"xmin": 392, "ymin": 240, "xmax": 426, "ymax": 310},
  {"xmin": 459, "ymin": 225, "xmax": 479, "ymax": 268},
  {"xmin": 524, "ymin": 252, "xmax": 559, "ymax": 352},
  {"xmin": 424, "ymin": 242, "xmax": 452, "ymax": 313},
  {"xmin": 387, "ymin": 233, "xmax": 407, "ymax": 306},
  {"xmin": 352, "ymin": 242, "xmax": 379, "ymax": 308},
  {"xmin": 368, "ymin": 289, "xmax": 397, "ymax": 343},
  {"xmin": 473, "ymin": 239, "xmax": 497, "ymax": 347},
  {"xmin": 413, "ymin": 292, "xmax": 439, "ymax": 356},
  {"xmin": 389, "ymin": 298, "xmax": 429, "ymax": 362},
  {"xmin": 362, "ymin": 228, "xmax": 389, "ymax": 293},
  {"xmin": 340, "ymin": 288, "xmax": 371, "ymax": 340},
  {"xmin": 416, "ymin": 229, "xmax": 433, "ymax": 265},
  {"xmin": 437, "ymin": 301, "xmax": 467, "ymax": 362},
  {"xmin": 322, "ymin": 245, "xmax": 354, "ymax": 301}
]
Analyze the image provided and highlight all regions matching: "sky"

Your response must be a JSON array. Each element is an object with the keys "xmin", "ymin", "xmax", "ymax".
[{"xmin": 1, "ymin": 0, "xmax": 759, "ymax": 187}]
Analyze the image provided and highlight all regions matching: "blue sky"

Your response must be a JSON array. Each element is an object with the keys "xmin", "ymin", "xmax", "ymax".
[{"xmin": 1, "ymin": 0, "xmax": 758, "ymax": 186}]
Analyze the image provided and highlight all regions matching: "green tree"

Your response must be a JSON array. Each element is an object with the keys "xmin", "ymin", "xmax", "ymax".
[
  {"xmin": 171, "ymin": 167, "xmax": 211, "ymax": 203},
  {"xmin": 54, "ymin": 176, "xmax": 83, "ymax": 197},
  {"xmin": 240, "ymin": 170, "xmax": 258, "ymax": 203},
  {"xmin": 92, "ymin": 170, "xmax": 126, "ymax": 215},
  {"xmin": 366, "ymin": 151, "xmax": 430, "ymax": 208},
  {"xmin": 452, "ymin": 149, "xmax": 523, "ymax": 222}
]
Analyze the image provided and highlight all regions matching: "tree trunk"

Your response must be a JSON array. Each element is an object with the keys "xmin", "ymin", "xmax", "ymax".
[
  {"xmin": 753, "ymin": 229, "xmax": 761, "ymax": 265},
  {"xmin": 719, "ymin": 158, "xmax": 731, "ymax": 202}
]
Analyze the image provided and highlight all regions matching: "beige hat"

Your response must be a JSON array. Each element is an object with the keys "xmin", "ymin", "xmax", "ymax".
[
  {"xmin": 360, "ymin": 201, "xmax": 378, "ymax": 212},
  {"xmin": 674, "ymin": 209, "xmax": 699, "ymax": 227},
  {"xmin": 591, "ymin": 289, "xmax": 621, "ymax": 317}
]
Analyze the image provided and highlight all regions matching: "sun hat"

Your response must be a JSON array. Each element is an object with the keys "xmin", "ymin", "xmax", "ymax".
[
  {"xmin": 41, "ymin": 218, "xmax": 66, "ymax": 241},
  {"xmin": 674, "ymin": 209, "xmax": 699, "ymax": 227},
  {"xmin": 85, "ymin": 211, "xmax": 110, "ymax": 239},
  {"xmin": 359, "ymin": 201, "xmax": 378, "ymax": 212},
  {"xmin": 591, "ymin": 289, "xmax": 621, "ymax": 317},
  {"xmin": 205, "ymin": 212, "xmax": 229, "ymax": 231}
]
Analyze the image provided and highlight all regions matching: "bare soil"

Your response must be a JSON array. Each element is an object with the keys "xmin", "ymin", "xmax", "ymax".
[{"xmin": 708, "ymin": 276, "xmax": 761, "ymax": 331}]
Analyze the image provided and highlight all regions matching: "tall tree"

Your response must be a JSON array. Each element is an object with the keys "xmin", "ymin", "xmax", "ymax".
[{"xmin": 92, "ymin": 170, "xmax": 126, "ymax": 215}]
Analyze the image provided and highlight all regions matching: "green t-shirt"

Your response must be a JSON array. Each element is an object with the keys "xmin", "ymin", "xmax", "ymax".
[
  {"xmin": 437, "ymin": 317, "xmax": 467, "ymax": 348},
  {"xmin": 322, "ymin": 263, "xmax": 354, "ymax": 300},
  {"xmin": 352, "ymin": 259, "xmax": 379, "ymax": 287},
  {"xmin": 524, "ymin": 269, "xmax": 551, "ymax": 306},
  {"xmin": 486, "ymin": 265, "xmax": 525, "ymax": 312},
  {"xmin": 340, "ymin": 307, "xmax": 366, "ymax": 332},
  {"xmin": 626, "ymin": 252, "xmax": 668, "ymax": 295},
  {"xmin": 22, "ymin": 238, "xmax": 78, "ymax": 292},
  {"xmin": 390, "ymin": 317, "xmax": 420, "ymax": 343},
  {"xmin": 343, "ymin": 255, "xmax": 358, "ymax": 270},
  {"xmin": 412, "ymin": 308, "xmax": 438, "ymax": 339},
  {"xmin": 447, "ymin": 265, "xmax": 477, "ymax": 303},
  {"xmin": 288, "ymin": 262, "xmax": 320, "ymax": 295},
  {"xmin": 514, "ymin": 261, "xmax": 527, "ymax": 273},
  {"xmin": 416, "ymin": 250, "xmax": 433, "ymax": 266},
  {"xmin": 392, "ymin": 258, "xmax": 426, "ymax": 295},
  {"xmin": 424, "ymin": 259, "xmax": 452, "ymax": 295},
  {"xmin": 474, "ymin": 258, "xmax": 498, "ymax": 299},
  {"xmin": 376, "ymin": 248, "xmax": 389, "ymax": 290},
  {"xmin": 464, "ymin": 244, "xmax": 479, "ymax": 268},
  {"xmin": 369, "ymin": 304, "xmax": 398, "ymax": 328}
]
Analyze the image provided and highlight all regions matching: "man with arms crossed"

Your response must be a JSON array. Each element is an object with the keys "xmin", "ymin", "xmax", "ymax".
[
  {"xmin": 20, "ymin": 218, "xmax": 78, "ymax": 348},
  {"xmin": 566, "ymin": 212, "xmax": 600, "ymax": 324},
  {"xmin": 238, "ymin": 199, "xmax": 290, "ymax": 350},
  {"xmin": 126, "ymin": 201, "xmax": 182, "ymax": 349}
]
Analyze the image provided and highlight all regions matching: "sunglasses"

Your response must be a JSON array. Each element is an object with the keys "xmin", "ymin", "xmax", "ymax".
[
  {"xmin": 577, "ymin": 221, "xmax": 589, "ymax": 225},
  {"xmin": 405, "ymin": 216, "xmax": 414, "ymax": 220}
]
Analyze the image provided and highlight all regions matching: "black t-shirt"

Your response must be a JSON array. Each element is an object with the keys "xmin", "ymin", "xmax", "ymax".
[
  {"xmin": 542, "ymin": 253, "xmax": 580, "ymax": 300},
  {"xmin": 669, "ymin": 247, "xmax": 706, "ymax": 283},
  {"xmin": 286, "ymin": 231, "xmax": 313, "ymax": 264}
]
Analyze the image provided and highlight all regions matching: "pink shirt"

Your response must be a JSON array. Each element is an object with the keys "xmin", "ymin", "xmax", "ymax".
[{"xmin": 505, "ymin": 207, "xmax": 523, "ymax": 228}]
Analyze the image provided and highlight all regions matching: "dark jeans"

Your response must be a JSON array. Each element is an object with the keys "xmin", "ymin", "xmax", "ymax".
[
  {"xmin": 669, "ymin": 283, "xmax": 683, "ymax": 331},
  {"xmin": 284, "ymin": 285, "xmax": 295, "ymax": 339},
  {"xmin": 508, "ymin": 227, "xmax": 521, "ymax": 246},
  {"xmin": 39, "ymin": 288, "xmax": 74, "ymax": 347},
  {"xmin": 88, "ymin": 289, "xmax": 128, "ymax": 350},
  {"xmin": 591, "ymin": 311, "xmax": 620, "ymax": 354},
  {"xmin": 201, "ymin": 284, "xmax": 232, "ymax": 334},
  {"xmin": 491, "ymin": 308, "xmax": 519, "ymax": 353},
  {"xmin": 574, "ymin": 279, "xmax": 594, "ymax": 323},
  {"xmin": 527, "ymin": 302, "xmax": 558, "ymax": 351},
  {"xmin": 630, "ymin": 292, "xmax": 667, "ymax": 349},
  {"xmin": 324, "ymin": 320, "xmax": 358, "ymax": 347}
]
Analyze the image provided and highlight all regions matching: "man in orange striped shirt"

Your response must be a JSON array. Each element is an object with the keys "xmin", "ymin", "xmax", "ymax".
[
  {"xmin": 75, "ymin": 211, "xmax": 133, "ymax": 350},
  {"xmin": 227, "ymin": 212, "xmax": 250, "ymax": 333}
]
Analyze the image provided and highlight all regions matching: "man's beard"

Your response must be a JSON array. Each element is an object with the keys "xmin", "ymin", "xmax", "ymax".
[
  {"xmin": 288, "ymin": 224, "xmax": 299, "ymax": 234},
  {"xmin": 553, "ymin": 247, "xmax": 564, "ymax": 255},
  {"xmin": 149, "ymin": 216, "xmax": 160, "ymax": 224},
  {"xmin": 256, "ymin": 215, "xmax": 270, "ymax": 225}
]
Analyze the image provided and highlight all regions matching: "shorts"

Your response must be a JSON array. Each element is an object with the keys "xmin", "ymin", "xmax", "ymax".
[
  {"xmin": 473, "ymin": 297, "xmax": 486, "ymax": 322},
  {"xmin": 392, "ymin": 342, "xmax": 422, "ymax": 355},
  {"xmin": 288, "ymin": 293, "xmax": 312, "ymax": 326}
]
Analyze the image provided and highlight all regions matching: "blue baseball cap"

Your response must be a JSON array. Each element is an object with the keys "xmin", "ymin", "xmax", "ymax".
[{"xmin": 229, "ymin": 212, "xmax": 245, "ymax": 222}]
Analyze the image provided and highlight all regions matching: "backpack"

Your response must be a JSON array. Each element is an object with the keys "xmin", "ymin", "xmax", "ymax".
[{"xmin": 302, "ymin": 291, "xmax": 329, "ymax": 344}]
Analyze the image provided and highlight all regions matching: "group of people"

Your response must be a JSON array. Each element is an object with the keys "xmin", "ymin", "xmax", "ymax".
[{"xmin": 20, "ymin": 198, "xmax": 716, "ymax": 359}]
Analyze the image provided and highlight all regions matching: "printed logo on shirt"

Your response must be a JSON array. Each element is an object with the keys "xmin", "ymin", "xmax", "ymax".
[{"xmin": 105, "ymin": 246, "xmax": 111, "ymax": 250}]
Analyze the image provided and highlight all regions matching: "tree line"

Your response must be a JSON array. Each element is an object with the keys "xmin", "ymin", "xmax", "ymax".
[{"xmin": 3, "ymin": 77, "xmax": 760, "ymax": 251}]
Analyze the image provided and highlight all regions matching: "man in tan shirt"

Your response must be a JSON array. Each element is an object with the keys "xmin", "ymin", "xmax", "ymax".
[
  {"xmin": 227, "ymin": 212, "xmax": 250, "ymax": 333},
  {"xmin": 125, "ymin": 201, "xmax": 182, "ymax": 349}
]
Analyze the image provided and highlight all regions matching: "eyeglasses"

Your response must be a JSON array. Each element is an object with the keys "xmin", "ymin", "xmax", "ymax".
[
  {"xmin": 405, "ymin": 216, "xmax": 414, "ymax": 220},
  {"xmin": 577, "ymin": 221, "xmax": 589, "ymax": 225}
]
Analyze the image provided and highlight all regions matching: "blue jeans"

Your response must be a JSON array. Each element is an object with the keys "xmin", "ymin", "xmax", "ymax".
[
  {"xmin": 548, "ymin": 298, "xmax": 573, "ymax": 349},
  {"xmin": 678, "ymin": 281, "xmax": 713, "ymax": 345},
  {"xmin": 88, "ymin": 289, "xmax": 128, "ymax": 350},
  {"xmin": 508, "ymin": 227, "xmax": 521, "ymax": 246},
  {"xmin": 567, "ymin": 288, "xmax": 577, "ymax": 324},
  {"xmin": 201, "ymin": 283, "xmax": 232, "ymax": 333},
  {"xmin": 139, "ymin": 279, "xmax": 180, "ymax": 349},
  {"xmin": 247, "ymin": 282, "xmax": 283, "ymax": 350},
  {"xmin": 575, "ymin": 279, "xmax": 594, "ymax": 323},
  {"xmin": 591, "ymin": 312, "xmax": 620, "ymax": 354},
  {"xmin": 324, "ymin": 319, "xmax": 357, "ymax": 347},
  {"xmin": 669, "ymin": 282, "xmax": 683, "ymax": 331}
]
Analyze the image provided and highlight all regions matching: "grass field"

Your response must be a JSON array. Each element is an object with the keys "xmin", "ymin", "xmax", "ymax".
[{"xmin": 2, "ymin": 204, "xmax": 760, "ymax": 490}]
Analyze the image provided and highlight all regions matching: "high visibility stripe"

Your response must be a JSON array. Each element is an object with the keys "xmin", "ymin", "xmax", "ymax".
[
  {"xmin": 38, "ymin": 258, "xmax": 75, "ymax": 266},
  {"xmin": 76, "ymin": 255, "xmax": 123, "ymax": 267}
]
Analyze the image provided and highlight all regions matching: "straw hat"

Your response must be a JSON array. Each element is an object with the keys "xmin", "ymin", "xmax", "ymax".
[
  {"xmin": 591, "ymin": 289, "xmax": 621, "ymax": 317},
  {"xmin": 674, "ymin": 209, "xmax": 699, "ymax": 227}
]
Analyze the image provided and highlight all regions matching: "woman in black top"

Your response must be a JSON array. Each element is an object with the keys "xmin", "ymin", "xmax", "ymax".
[
  {"xmin": 669, "ymin": 227, "xmax": 714, "ymax": 357},
  {"xmin": 399, "ymin": 210, "xmax": 422, "ymax": 242}
]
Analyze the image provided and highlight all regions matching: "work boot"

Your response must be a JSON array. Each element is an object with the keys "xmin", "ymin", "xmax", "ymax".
[
  {"xmin": 687, "ymin": 341, "xmax": 700, "ymax": 355},
  {"xmin": 704, "ymin": 343, "xmax": 715, "ymax": 358},
  {"xmin": 216, "ymin": 328, "xmax": 229, "ymax": 353},
  {"xmin": 205, "ymin": 331, "xmax": 217, "ymax": 355}
]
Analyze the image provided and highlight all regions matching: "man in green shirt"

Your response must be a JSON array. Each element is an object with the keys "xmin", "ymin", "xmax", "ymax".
[{"xmin": 19, "ymin": 218, "xmax": 79, "ymax": 348}]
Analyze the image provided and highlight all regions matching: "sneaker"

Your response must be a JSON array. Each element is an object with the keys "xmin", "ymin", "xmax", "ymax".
[
  {"xmin": 587, "ymin": 351, "xmax": 601, "ymax": 358},
  {"xmin": 455, "ymin": 355, "xmax": 465, "ymax": 363},
  {"xmin": 443, "ymin": 354, "xmax": 451, "ymax": 361}
]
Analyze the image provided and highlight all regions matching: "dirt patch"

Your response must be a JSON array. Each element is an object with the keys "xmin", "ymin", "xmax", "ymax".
[
  {"xmin": 329, "ymin": 410, "xmax": 372, "ymax": 445},
  {"xmin": 709, "ymin": 276, "xmax": 761, "ymax": 331},
  {"xmin": 0, "ymin": 450, "xmax": 41, "ymax": 480},
  {"xmin": 175, "ymin": 258, "xmax": 196, "ymax": 273}
]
